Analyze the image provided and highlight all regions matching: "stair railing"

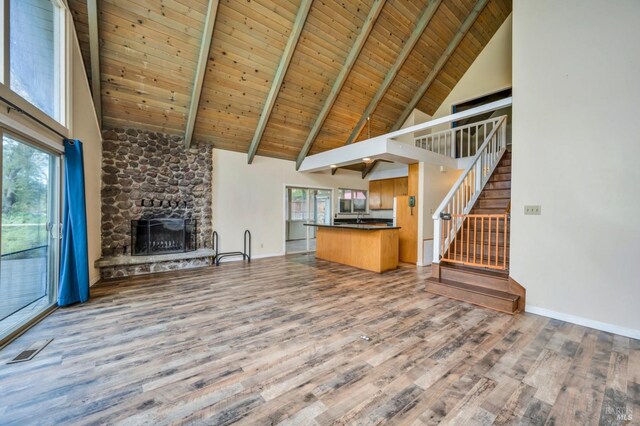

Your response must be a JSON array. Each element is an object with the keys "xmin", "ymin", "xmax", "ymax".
[
  {"xmin": 414, "ymin": 116, "xmax": 503, "ymax": 158},
  {"xmin": 432, "ymin": 115, "xmax": 508, "ymax": 265},
  {"xmin": 440, "ymin": 213, "xmax": 509, "ymax": 270}
]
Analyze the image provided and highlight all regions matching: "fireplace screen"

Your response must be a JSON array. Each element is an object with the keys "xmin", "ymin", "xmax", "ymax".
[{"xmin": 131, "ymin": 219, "xmax": 197, "ymax": 256}]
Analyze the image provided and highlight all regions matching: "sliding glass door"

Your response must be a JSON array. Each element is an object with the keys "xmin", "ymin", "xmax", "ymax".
[
  {"xmin": 0, "ymin": 133, "xmax": 59, "ymax": 342},
  {"xmin": 286, "ymin": 187, "xmax": 332, "ymax": 254}
]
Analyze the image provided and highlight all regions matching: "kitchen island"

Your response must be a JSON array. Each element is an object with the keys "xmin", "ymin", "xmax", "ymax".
[{"xmin": 305, "ymin": 224, "xmax": 400, "ymax": 273}]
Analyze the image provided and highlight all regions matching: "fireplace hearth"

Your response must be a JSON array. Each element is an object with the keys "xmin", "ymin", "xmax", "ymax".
[{"xmin": 131, "ymin": 218, "xmax": 197, "ymax": 256}]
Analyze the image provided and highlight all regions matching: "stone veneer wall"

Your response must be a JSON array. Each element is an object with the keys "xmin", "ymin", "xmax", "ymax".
[
  {"xmin": 101, "ymin": 128, "xmax": 212, "ymax": 259},
  {"xmin": 100, "ymin": 258, "xmax": 212, "ymax": 280}
]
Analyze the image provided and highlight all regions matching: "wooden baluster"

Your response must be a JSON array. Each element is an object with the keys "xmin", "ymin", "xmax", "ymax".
[
  {"xmin": 442, "ymin": 218, "xmax": 446, "ymax": 260},
  {"xmin": 481, "ymin": 216, "xmax": 484, "ymax": 266},
  {"xmin": 473, "ymin": 216, "xmax": 477, "ymax": 264},
  {"xmin": 495, "ymin": 216, "xmax": 499, "ymax": 267},
  {"xmin": 503, "ymin": 214, "xmax": 508, "ymax": 270},
  {"xmin": 440, "ymin": 220, "xmax": 449, "ymax": 258},
  {"xmin": 487, "ymin": 216, "xmax": 491, "ymax": 267},
  {"xmin": 448, "ymin": 216, "xmax": 452, "ymax": 261},
  {"xmin": 466, "ymin": 216, "xmax": 470, "ymax": 263},
  {"xmin": 454, "ymin": 216, "xmax": 459, "ymax": 262}
]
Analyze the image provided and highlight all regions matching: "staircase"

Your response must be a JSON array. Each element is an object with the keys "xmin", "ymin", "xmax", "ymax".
[{"xmin": 428, "ymin": 118, "xmax": 525, "ymax": 314}]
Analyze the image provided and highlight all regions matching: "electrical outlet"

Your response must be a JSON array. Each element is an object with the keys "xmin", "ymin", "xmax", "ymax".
[{"xmin": 524, "ymin": 205, "xmax": 541, "ymax": 215}]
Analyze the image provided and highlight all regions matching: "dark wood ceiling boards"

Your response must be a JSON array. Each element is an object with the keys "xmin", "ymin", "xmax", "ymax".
[{"xmin": 67, "ymin": 0, "xmax": 511, "ymax": 162}]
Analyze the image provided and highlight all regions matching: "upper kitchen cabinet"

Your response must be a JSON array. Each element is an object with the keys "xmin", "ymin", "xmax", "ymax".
[
  {"xmin": 369, "ymin": 180, "xmax": 382, "ymax": 210},
  {"xmin": 394, "ymin": 178, "xmax": 408, "ymax": 197},
  {"xmin": 380, "ymin": 180, "xmax": 394, "ymax": 210},
  {"xmin": 369, "ymin": 177, "xmax": 409, "ymax": 210}
]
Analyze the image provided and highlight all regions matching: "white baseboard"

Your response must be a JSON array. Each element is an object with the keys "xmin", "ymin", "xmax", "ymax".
[{"xmin": 526, "ymin": 305, "xmax": 640, "ymax": 340}]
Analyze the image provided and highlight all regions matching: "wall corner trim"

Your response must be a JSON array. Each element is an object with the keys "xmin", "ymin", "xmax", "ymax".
[{"xmin": 525, "ymin": 305, "xmax": 640, "ymax": 340}]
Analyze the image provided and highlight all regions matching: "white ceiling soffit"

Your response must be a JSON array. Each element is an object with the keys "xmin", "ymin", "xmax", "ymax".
[{"xmin": 298, "ymin": 138, "xmax": 458, "ymax": 173}]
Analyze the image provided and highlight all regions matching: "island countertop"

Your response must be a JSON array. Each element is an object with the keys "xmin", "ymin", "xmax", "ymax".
[{"xmin": 304, "ymin": 223, "xmax": 400, "ymax": 231}]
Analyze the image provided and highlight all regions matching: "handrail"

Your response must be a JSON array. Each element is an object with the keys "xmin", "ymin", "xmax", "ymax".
[
  {"xmin": 414, "ymin": 115, "xmax": 504, "ymax": 159},
  {"xmin": 384, "ymin": 97, "xmax": 511, "ymax": 142},
  {"xmin": 432, "ymin": 116, "xmax": 508, "ymax": 265}
]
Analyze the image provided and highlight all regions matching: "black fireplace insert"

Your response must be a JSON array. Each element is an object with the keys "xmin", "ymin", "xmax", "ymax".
[{"xmin": 131, "ymin": 218, "xmax": 197, "ymax": 256}]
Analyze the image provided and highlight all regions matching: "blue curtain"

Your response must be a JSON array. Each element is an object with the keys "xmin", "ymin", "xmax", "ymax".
[{"xmin": 58, "ymin": 139, "xmax": 90, "ymax": 306}]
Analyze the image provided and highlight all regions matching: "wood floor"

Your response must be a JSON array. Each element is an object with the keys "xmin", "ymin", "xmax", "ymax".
[{"xmin": 0, "ymin": 255, "xmax": 637, "ymax": 425}]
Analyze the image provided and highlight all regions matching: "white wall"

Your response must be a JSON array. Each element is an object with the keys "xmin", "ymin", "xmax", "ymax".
[
  {"xmin": 212, "ymin": 150, "xmax": 368, "ymax": 258},
  {"xmin": 395, "ymin": 14, "xmax": 511, "ymax": 141},
  {"xmin": 511, "ymin": 0, "xmax": 640, "ymax": 336},
  {"xmin": 417, "ymin": 163, "xmax": 462, "ymax": 265},
  {"xmin": 69, "ymin": 27, "xmax": 102, "ymax": 284},
  {"xmin": 431, "ymin": 14, "xmax": 512, "ymax": 121}
]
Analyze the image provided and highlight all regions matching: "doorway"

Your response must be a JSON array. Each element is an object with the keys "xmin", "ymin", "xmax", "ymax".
[
  {"xmin": 285, "ymin": 187, "xmax": 332, "ymax": 254},
  {"xmin": 0, "ymin": 132, "xmax": 60, "ymax": 343}
]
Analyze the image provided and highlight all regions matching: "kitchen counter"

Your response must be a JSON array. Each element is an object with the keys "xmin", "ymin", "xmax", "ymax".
[
  {"xmin": 305, "ymin": 223, "xmax": 400, "ymax": 231},
  {"xmin": 304, "ymin": 223, "xmax": 399, "ymax": 273}
]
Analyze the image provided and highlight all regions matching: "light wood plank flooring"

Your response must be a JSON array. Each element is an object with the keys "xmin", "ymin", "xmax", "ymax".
[{"xmin": 0, "ymin": 255, "xmax": 637, "ymax": 425}]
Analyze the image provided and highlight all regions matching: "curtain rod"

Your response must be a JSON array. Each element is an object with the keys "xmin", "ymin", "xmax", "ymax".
[{"xmin": 0, "ymin": 95, "xmax": 68, "ymax": 140}]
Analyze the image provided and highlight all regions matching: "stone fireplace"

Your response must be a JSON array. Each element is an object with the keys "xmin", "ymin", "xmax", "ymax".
[
  {"xmin": 96, "ymin": 128, "xmax": 213, "ymax": 279},
  {"xmin": 131, "ymin": 218, "xmax": 197, "ymax": 256}
]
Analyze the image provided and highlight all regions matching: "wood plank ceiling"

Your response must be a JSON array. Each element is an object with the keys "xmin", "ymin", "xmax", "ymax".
[{"xmin": 68, "ymin": 0, "xmax": 511, "ymax": 164}]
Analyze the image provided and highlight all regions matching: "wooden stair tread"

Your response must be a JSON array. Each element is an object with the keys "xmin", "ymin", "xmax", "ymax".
[
  {"xmin": 426, "ymin": 278, "xmax": 519, "ymax": 314},
  {"xmin": 429, "ymin": 278, "xmax": 519, "ymax": 302},
  {"xmin": 441, "ymin": 262, "xmax": 509, "ymax": 279}
]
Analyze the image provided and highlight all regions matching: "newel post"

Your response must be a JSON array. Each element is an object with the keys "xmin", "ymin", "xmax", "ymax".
[{"xmin": 433, "ymin": 217, "xmax": 441, "ymax": 265}]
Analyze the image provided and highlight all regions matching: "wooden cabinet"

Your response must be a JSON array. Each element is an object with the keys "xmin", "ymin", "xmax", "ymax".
[
  {"xmin": 368, "ymin": 180, "xmax": 382, "ymax": 210},
  {"xmin": 368, "ymin": 177, "xmax": 409, "ymax": 210},
  {"xmin": 394, "ymin": 178, "xmax": 408, "ymax": 196},
  {"xmin": 380, "ymin": 179, "xmax": 394, "ymax": 209}
]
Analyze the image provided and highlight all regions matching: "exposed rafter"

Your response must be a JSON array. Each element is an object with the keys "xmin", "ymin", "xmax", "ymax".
[
  {"xmin": 247, "ymin": 0, "xmax": 313, "ymax": 164},
  {"xmin": 87, "ymin": 0, "xmax": 102, "ymax": 126},
  {"xmin": 294, "ymin": 0, "xmax": 387, "ymax": 170},
  {"xmin": 392, "ymin": 0, "xmax": 489, "ymax": 131},
  {"xmin": 362, "ymin": 160, "xmax": 380, "ymax": 179},
  {"xmin": 184, "ymin": 0, "xmax": 219, "ymax": 149},
  {"xmin": 343, "ymin": 0, "xmax": 442, "ymax": 146}
]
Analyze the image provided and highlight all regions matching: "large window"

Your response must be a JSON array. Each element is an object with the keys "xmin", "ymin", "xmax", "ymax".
[
  {"xmin": 1, "ymin": 0, "xmax": 66, "ymax": 125},
  {"xmin": 338, "ymin": 188, "xmax": 367, "ymax": 213}
]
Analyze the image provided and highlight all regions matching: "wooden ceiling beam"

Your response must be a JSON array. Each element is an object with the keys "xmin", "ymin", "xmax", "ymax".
[
  {"xmin": 87, "ymin": 0, "xmax": 102, "ymax": 126},
  {"xmin": 391, "ymin": 0, "xmax": 489, "ymax": 131},
  {"xmin": 343, "ymin": 0, "xmax": 442, "ymax": 146},
  {"xmin": 361, "ymin": 160, "xmax": 380, "ymax": 179},
  {"xmin": 184, "ymin": 0, "xmax": 219, "ymax": 149},
  {"xmin": 294, "ymin": 0, "xmax": 387, "ymax": 170},
  {"xmin": 247, "ymin": 0, "xmax": 313, "ymax": 164}
]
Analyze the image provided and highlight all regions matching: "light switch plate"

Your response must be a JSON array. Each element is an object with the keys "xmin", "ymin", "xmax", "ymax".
[{"xmin": 524, "ymin": 205, "xmax": 541, "ymax": 215}]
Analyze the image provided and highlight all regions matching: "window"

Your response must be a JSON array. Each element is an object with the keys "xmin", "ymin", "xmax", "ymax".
[
  {"xmin": 1, "ymin": 0, "xmax": 66, "ymax": 124},
  {"xmin": 288, "ymin": 188, "xmax": 308, "ymax": 221},
  {"xmin": 338, "ymin": 188, "xmax": 367, "ymax": 213},
  {"xmin": 0, "ymin": 131, "xmax": 60, "ymax": 344}
]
